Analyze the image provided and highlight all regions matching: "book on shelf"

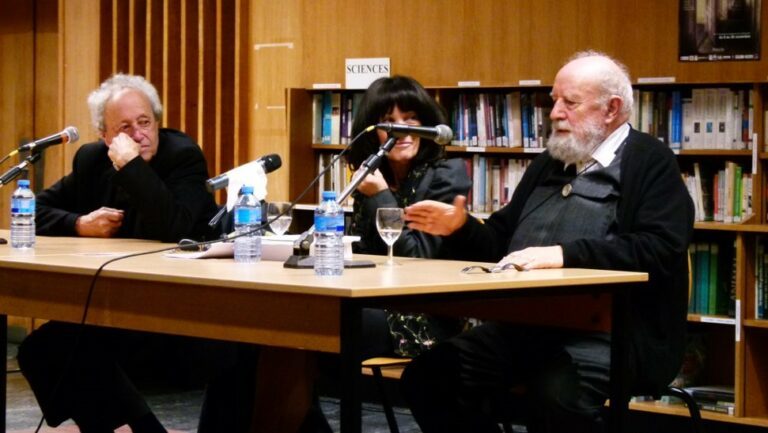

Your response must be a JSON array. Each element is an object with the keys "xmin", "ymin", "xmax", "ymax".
[
  {"xmin": 689, "ymin": 241, "xmax": 733, "ymax": 316},
  {"xmin": 756, "ymin": 240, "xmax": 767, "ymax": 319},
  {"xmin": 320, "ymin": 91, "xmax": 333, "ymax": 144},
  {"xmin": 312, "ymin": 93, "xmax": 323, "ymax": 144}
]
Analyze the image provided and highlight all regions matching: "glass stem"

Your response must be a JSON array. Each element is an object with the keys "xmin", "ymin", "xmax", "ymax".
[{"xmin": 388, "ymin": 245, "xmax": 394, "ymax": 264}]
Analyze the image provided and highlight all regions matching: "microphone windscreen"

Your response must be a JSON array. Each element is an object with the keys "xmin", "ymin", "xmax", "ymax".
[
  {"xmin": 434, "ymin": 124, "xmax": 453, "ymax": 145},
  {"xmin": 64, "ymin": 126, "xmax": 80, "ymax": 144},
  {"xmin": 261, "ymin": 154, "xmax": 282, "ymax": 173}
]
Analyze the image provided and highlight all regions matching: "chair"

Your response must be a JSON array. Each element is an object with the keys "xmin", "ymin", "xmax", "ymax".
[{"xmin": 361, "ymin": 357, "xmax": 411, "ymax": 433}]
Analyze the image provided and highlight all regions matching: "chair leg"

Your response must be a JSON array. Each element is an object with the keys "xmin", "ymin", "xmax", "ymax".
[
  {"xmin": 371, "ymin": 366, "xmax": 400, "ymax": 433},
  {"xmin": 667, "ymin": 386, "xmax": 704, "ymax": 433}
]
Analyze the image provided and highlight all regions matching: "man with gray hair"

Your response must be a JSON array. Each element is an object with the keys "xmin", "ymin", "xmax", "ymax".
[
  {"xmin": 18, "ymin": 73, "xmax": 219, "ymax": 432},
  {"xmin": 402, "ymin": 51, "xmax": 694, "ymax": 432}
]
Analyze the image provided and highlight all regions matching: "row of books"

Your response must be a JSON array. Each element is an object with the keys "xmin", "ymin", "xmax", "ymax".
[
  {"xmin": 689, "ymin": 241, "xmax": 735, "ymax": 316},
  {"xmin": 445, "ymin": 91, "xmax": 551, "ymax": 149},
  {"xmin": 308, "ymin": 87, "xmax": 755, "ymax": 153},
  {"xmin": 754, "ymin": 241, "xmax": 768, "ymax": 319},
  {"xmin": 312, "ymin": 91, "xmax": 364, "ymax": 145},
  {"xmin": 682, "ymin": 161, "xmax": 753, "ymax": 223},
  {"xmin": 630, "ymin": 88, "xmax": 754, "ymax": 151},
  {"xmin": 462, "ymin": 156, "xmax": 531, "ymax": 213},
  {"xmin": 314, "ymin": 153, "xmax": 534, "ymax": 214}
]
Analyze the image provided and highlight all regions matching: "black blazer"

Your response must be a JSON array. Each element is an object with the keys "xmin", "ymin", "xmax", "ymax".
[{"xmin": 36, "ymin": 128, "xmax": 219, "ymax": 242}]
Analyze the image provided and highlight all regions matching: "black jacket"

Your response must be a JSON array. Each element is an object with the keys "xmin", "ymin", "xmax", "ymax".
[
  {"xmin": 447, "ymin": 128, "xmax": 695, "ymax": 390},
  {"xmin": 352, "ymin": 158, "xmax": 472, "ymax": 258},
  {"xmin": 35, "ymin": 128, "xmax": 218, "ymax": 242}
]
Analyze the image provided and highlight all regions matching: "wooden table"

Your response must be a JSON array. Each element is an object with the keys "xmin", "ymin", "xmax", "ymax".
[{"xmin": 0, "ymin": 232, "xmax": 647, "ymax": 433}]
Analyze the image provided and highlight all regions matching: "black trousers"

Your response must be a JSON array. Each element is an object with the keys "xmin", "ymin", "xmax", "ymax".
[
  {"xmin": 401, "ymin": 323, "xmax": 611, "ymax": 433},
  {"xmin": 17, "ymin": 321, "xmax": 235, "ymax": 431}
]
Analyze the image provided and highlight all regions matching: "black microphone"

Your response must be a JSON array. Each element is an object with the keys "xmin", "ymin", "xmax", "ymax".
[
  {"xmin": 18, "ymin": 126, "xmax": 79, "ymax": 152},
  {"xmin": 375, "ymin": 123, "xmax": 453, "ymax": 145},
  {"xmin": 206, "ymin": 153, "xmax": 282, "ymax": 192}
]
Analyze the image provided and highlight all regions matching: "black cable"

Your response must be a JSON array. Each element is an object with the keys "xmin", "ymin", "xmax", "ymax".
[{"xmin": 32, "ymin": 125, "xmax": 375, "ymax": 432}]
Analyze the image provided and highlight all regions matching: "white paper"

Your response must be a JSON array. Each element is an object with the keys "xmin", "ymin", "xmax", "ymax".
[{"xmin": 165, "ymin": 235, "xmax": 360, "ymax": 261}]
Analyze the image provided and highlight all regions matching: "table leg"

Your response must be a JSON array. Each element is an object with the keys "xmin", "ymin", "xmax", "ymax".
[
  {"xmin": 1, "ymin": 314, "xmax": 7, "ymax": 432},
  {"xmin": 608, "ymin": 287, "xmax": 631, "ymax": 432},
  {"xmin": 339, "ymin": 301, "xmax": 362, "ymax": 433}
]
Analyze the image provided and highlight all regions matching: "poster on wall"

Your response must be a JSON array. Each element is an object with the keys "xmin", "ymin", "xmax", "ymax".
[{"xmin": 680, "ymin": 0, "xmax": 761, "ymax": 61}]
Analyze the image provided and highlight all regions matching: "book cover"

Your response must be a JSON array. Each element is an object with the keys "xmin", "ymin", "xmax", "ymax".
[{"xmin": 321, "ymin": 91, "xmax": 333, "ymax": 144}]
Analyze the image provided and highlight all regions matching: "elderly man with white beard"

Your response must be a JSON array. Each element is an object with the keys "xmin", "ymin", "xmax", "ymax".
[{"xmin": 400, "ymin": 51, "xmax": 695, "ymax": 433}]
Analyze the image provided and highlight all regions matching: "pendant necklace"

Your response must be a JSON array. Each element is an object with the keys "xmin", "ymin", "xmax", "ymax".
[{"xmin": 562, "ymin": 160, "xmax": 598, "ymax": 197}]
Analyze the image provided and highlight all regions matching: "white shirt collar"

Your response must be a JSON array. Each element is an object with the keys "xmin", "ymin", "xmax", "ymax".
[{"xmin": 576, "ymin": 122, "xmax": 630, "ymax": 173}]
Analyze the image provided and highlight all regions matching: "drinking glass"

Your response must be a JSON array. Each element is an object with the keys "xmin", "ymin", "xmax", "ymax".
[
  {"xmin": 267, "ymin": 202, "xmax": 293, "ymax": 235},
  {"xmin": 376, "ymin": 207, "xmax": 404, "ymax": 266}
]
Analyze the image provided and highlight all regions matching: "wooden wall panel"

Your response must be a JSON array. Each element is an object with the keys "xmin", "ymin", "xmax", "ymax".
[
  {"xmin": 299, "ymin": 0, "xmax": 768, "ymax": 88},
  {"xmin": 199, "ymin": 0, "xmax": 217, "ymax": 176},
  {"xmin": 163, "ymin": 0, "xmax": 181, "ymax": 127},
  {"xmin": 0, "ymin": 0, "xmax": 34, "ymax": 228},
  {"xmin": 112, "ymin": 0, "xmax": 130, "ymax": 73},
  {"xmin": 91, "ymin": 0, "xmax": 248, "ymax": 190},
  {"xmin": 146, "ymin": 0, "xmax": 164, "ymax": 88},
  {"xmin": 34, "ymin": 0, "xmax": 63, "ymax": 188},
  {"xmin": 130, "ymin": 0, "xmax": 148, "ymax": 77},
  {"xmin": 250, "ymin": 0, "xmax": 303, "ymax": 201}
]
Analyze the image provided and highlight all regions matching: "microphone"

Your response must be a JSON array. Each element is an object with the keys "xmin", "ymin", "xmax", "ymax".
[
  {"xmin": 18, "ymin": 126, "xmax": 79, "ymax": 152},
  {"xmin": 375, "ymin": 123, "xmax": 453, "ymax": 145},
  {"xmin": 206, "ymin": 153, "xmax": 282, "ymax": 192}
]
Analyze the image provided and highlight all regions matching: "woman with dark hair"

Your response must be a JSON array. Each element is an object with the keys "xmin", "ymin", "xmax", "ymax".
[
  {"xmin": 348, "ymin": 75, "xmax": 471, "ymax": 263},
  {"xmin": 347, "ymin": 75, "xmax": 472, "ymax": 359}
]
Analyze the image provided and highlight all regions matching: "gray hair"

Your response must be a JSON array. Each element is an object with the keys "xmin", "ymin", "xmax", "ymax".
[
  {"xmin": 568, "ymin": 50, "xmax": 634, "ymax": 117},
  {"xmin": 87, "ymin": 73, "xmax": 163, "ymax": 132}
]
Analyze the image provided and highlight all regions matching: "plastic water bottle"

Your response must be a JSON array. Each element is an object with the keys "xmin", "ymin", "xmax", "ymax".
[
  {"xmin": 10, "ymin": 179, "xmax": 35, "ymax": 249},
  {"xmin": 314, "ymin": 191, "xmax": 345, "ymax": 276},
  {"xmin": 233, "ymin": 185, "xmax": 261, "ymax": 263}
]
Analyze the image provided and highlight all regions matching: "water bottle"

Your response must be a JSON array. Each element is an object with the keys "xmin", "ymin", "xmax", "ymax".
[
  {"xmin": 314, "ymin": 190, "xmax": 345, "ymax": 276},
  {"xmin": 10, "ymin": 179, "xmax": 35, "ymax": 249},
  {"xmin": 233, "ymin": 185, "xmax": 261, "ymax": 263}
]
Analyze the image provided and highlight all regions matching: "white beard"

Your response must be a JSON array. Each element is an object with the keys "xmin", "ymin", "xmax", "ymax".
[{"xmin": 547, "ymin": 119, "xmax": 607, "ymax": 166}]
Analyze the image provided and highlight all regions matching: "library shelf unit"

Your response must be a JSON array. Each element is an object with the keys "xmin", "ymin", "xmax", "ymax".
[{"xmin": 286, "ymin": 81, "xmax": 768, "ymax": 427}]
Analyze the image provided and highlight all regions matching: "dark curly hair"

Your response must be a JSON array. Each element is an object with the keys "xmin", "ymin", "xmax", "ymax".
[{"xmin": 347, "ymin": 75, "xmax": 447, "ymax": 185}]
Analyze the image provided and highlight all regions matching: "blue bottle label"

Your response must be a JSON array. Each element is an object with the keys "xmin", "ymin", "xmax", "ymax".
[
  {"xmin": 11, "ymin": 198, "xmax": 34, "ymax": 214},
  {"xmin": 235, "ymin": 207, "xmax": 260, "ymax": 225},
  {"xmin": 315, "ymin": 215, "xmax": 343, "ymax": 232}
]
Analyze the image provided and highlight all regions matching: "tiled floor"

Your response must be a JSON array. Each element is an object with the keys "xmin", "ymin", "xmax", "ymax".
[{"xmin": 6, "ymin": 342, "xmax": 420, "ymax": 433}]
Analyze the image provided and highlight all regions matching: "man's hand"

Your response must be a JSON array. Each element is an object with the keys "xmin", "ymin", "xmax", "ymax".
[
  {"xmin": 108, "ymin": 132, "xmax": 140, "ymax": 170},
  {"xmin": 356, "ymin": 168, "xmax": 388, "ymax": 197},
  {"xmin": 75, "ymin": 207, "xmax": 124, "ymax": 238},
  {"xmin": 499, "ymin": 245, "xmax": 563, "ymax": 271},
  {"xmin": 404, "ymin": 195, "xmax": 468, "ymax": 236}
]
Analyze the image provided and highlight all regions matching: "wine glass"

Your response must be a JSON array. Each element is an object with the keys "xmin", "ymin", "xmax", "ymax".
[
  {"xmin": 267, "ymin": 202, "xmax": 293, "ymax": 236},
  {"xmin": 376, "ymin": 207, "xmax": 404, "ymax": 266}
]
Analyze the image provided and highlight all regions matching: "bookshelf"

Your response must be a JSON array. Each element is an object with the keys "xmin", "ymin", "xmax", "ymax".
[{"xmin": 286, "ymin": 78, "xmax": 768, "ymax": 426}]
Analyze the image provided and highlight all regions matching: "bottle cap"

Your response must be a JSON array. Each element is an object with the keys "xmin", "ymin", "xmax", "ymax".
[
  {"xmin": 241, "ymin": 185, "xmax": 254, "ymax": 194},
  {"xmin": 18, "ymin": 179, "xmax": 30, "ymax": 188},
  {"xmin": 321, "ymin": 191, "xmax": 337, "ymax": 200}
]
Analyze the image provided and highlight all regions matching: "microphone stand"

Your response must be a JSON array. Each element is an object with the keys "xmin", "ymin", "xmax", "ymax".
[
  {"xmin": 283, "ymin": 136, "xmax": 397, "ymax": 269},
  {"xmin": 0, "ymin": 152, "xmax": 41, "ymax": 187},
  {"xmin": 0, "ymin": 152, "xmax": 43, "ymax": 244}
]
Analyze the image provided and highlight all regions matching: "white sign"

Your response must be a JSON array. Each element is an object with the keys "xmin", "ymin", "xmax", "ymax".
[{"xmin": 345, "ymin": 58, "xmax": 390, "ymax": 89}]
